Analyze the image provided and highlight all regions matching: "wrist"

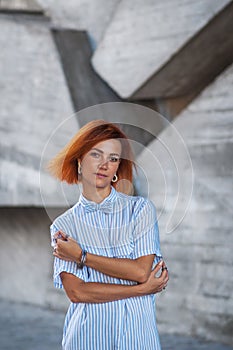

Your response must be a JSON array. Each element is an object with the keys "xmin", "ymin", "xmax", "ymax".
[
  {"xmin": 135, "ymin": 282, "xmax": 147, "ymax": 297},
  {"xmin": 77, "ymin": 249, "xmax": 87, "ymax": 269},
  {"xmin": 76, "ymin": 250, "xmax": 82, "ymax": 263}
]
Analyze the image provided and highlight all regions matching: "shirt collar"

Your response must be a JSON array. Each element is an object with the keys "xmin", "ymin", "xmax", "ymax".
[{"xmin": 79, "ymin": 186, "xmax": 117, "ymax": 213}]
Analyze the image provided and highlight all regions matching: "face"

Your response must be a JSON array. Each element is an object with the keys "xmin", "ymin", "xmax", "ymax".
[{"xmin": 79, "ymin": 139, "xmax": 121, "ymax": 190}]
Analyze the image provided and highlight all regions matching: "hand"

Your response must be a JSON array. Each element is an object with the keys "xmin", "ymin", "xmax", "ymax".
[
  {"xmin": 141, "ymin": 260, "xmax": 169, "ymax": 294},
  {"xmin": 53, "ymin": 231, "xmax": 82, "ymax": 262}
]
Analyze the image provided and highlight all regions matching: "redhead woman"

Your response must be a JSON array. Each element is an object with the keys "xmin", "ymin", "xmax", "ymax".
[{"xmin": 49, "ymin": 120, "xmax": 169, "ymax": 350}]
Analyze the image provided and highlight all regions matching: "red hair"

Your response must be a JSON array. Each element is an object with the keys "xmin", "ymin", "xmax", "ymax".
[{"xmin": 48, "ymin": 120, "xmax": 135, "ymax": 194}]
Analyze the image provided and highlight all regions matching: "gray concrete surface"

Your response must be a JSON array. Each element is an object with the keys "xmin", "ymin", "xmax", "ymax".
[
  {"xmin": 0, "ymin": 0, "xmax": 43, "ymax": 14},
  {"xmin": 0, "ymin": 207, "xmax": 69, "ymax": 309},
  {"xmin": 0, "ymin": 299, "xmax": 232, "ymax": 350},
  {"xmin": 1, "ymin": 1, "xmax": 233, "ymax": 348},
  {"xmin": 0, "ymin": 14, "xmax": 77, "ymax": 206},
  {"xmin": 137, "ymin": 63, "xmax": 233, "ymax": 345},
  {"xmin": 92, "ymin": 0, "xmax": 231, "ymax": 98},
  {"xmin": 37, "ymin": 0, "xmax": 119, "ymax": 46},
  {"xmin": 52, "ymin": 30, "xmax": 121, "ymax": 112}
]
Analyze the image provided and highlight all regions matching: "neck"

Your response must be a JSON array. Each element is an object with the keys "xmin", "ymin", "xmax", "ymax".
[{"xmin": 81, "ymin": 184, "xmax": 111, "ymax": 203}]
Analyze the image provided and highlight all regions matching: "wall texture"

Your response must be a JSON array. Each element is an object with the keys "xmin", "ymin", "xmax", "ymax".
[
  {"xmin": 37, "ymin": 0, "xmax": 119, "ymax": 45},
  {"xmin": 137, "ymin": 64, "xmax": 233, "ymax": 345},
  {"xmin": 92, "ymin": 0, "xmax": 232, "ymax": 98},
  {"xmin": 1, "ymin": 1, "xmax": 232, "ymax": 347},
  {"xmin": 0, "ymin": 14, "xmax": 78, "ymax": 206},
  {"xmin": 0, "ymin": 207, "xmax": 69, "ymax": 309}
]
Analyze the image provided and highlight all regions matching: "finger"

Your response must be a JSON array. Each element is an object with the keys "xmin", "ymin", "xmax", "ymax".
[
  {"xmin": 161, "ymin": 274, "xmax": 169, "ymax": 287},
  {"xmin": 53, "ymin": 231, "xmax": 59, "ymax": 239},
  {"xmin": 153, "ymin": 260, "xmax": 164, "ymax": 272},
  {"xmin": 59, "ymin": 230, "xmax": 67, "ymax": 237},
  {"xmin": 56, "ymin": 238, "xmax": 69, "ymax": 248},
  {"xmin": 161, "ymin": 268, "xmax": 169, "ymax": 278},
  {"xmin": 162, "ymin": 280, "xmax": 168, "ymax": 290},
  {"xmin": 53, "ymin": 251, "xmax": 62, "ymax": 258},
  {"xmin": 55, "ymin": 230, "xmax": 69, "ymax": 240},
  {"xmin": 53, "ymin": 250, "xmax": 65, "ymax": 258},
  {"xmin": 157, "ymin": 287, "xmax": 164, "ymax": 293},
  {"xmin": 157, "ymin": 270, "xmax": 168, "ymax": 284},
  {"xmin": 151, "ymin": 261, "xmax": 164, "ymax": 278},
  {"xmin": 161, "ymin": 266, "xmax": 168, "ymax": 272},
  {"xmin": 64, "ymin": 232, "xmax": 70, "ymax": 240},
  {"xmin": 53, "ymin": 231, "xmax": 63, "ymax": 239},
  {"xmin": 53, "ymin": 251, "xmax": 73, "ymax": 261}
]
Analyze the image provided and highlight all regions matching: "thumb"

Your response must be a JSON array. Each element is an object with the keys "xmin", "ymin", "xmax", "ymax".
[
  {"xmin": 54, "ymin": 230, "xmax": 67, "ymax": 239},
  {"xmin": 152, "ymin": 260, "xmax": 164, "ymax": 274}
]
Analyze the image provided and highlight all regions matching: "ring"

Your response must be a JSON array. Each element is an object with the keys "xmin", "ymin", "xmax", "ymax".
[{"xmin": 162, "ymin": 266, "xmax": 168, "ymax": 271}]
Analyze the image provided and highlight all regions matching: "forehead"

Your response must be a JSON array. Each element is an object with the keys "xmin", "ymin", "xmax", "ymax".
[{"xmin": 92, "ymin": 139, "xmax": 122, "ymax": 154}]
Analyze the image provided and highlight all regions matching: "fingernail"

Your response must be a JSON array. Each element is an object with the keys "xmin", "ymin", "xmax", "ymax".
[{"xmin": 159, "ymin": 260, "xmax": 163, "ymax": 266}]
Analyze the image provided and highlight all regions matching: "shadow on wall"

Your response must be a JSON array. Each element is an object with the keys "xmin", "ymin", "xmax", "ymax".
[{"xmin": 0, "ymin": 207, "xmax": 69, "ymax": 310}]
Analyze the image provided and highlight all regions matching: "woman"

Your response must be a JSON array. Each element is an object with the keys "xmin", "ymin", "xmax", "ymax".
[{"xmin": 49, "ymin": 120, "xmax": 169, "ymax": 350}]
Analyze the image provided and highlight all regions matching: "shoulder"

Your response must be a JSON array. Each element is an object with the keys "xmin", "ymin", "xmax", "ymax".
[
  {"xmin": 116, "ymin": 191, "xmax": 156, "ymax": 216},
  {"xmin": 51, "ymin": 206, "xmax": 74, "ymax": 230}
]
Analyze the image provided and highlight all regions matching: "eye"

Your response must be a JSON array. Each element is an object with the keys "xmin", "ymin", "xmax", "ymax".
[
  {"xmin": 109, "ymin": 156, "xmax": 120, "ymax": 162},
  {"xmin": 90, "ymin": 152, "xmax": 100, "ymax": 158}
]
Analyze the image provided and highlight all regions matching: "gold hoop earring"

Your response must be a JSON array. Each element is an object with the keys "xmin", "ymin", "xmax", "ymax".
[
  {"xmin": 112, "ymin": 174, "xmax": 118, "ymax": 183},
  {"xmin": 78, "ymin": 162, "xmax": 82, "ymax": 175}
]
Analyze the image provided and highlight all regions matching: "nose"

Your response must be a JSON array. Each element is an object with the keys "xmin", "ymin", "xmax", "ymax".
[{"xmin": 98, "ymin": 156, "xmax": 109, "ymax": 169}]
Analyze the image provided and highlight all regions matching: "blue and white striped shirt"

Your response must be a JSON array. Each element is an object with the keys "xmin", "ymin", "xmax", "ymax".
[{"xmin": 50, "ymin": 187, "xmax": 162, "ymax": 350}]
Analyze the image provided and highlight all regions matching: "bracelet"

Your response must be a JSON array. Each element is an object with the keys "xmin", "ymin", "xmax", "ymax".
[{"xmin": 77, "ymin": 249, "xmax": 87, "ymax": 269}]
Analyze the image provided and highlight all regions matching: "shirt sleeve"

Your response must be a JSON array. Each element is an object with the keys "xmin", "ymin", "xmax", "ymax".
[
  {"xmin": 132, "ymin": 199, "xmax": 163, "ymax": 263},
  {"xmin": 50, "ymin": 222, "xmax": 86, "ymax": 289}
]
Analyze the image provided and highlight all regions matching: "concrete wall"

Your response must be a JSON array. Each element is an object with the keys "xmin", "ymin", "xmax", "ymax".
[
  {"xmin": 1, "ymin": 2, "xmax": 232, "ymax": 346},
  {"xmin": 0, "ymin": 207, "xmax": 69, "ymax": 309},
  {"xmin": 92, "ymin": 0, "xmax": 232, "ymax": 98},
  {"xmin": 137, "ymin": 64, "xmax": 233, "ymax": 345},
  {"xmin": 37, "ymin": 0, "xmax": 119, "ymax": 45},
  {"xmin": 0, "ymin": 14, "xmax": 78, "ymax": 206}
]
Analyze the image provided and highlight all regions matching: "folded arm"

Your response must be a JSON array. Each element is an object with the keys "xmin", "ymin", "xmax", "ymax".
[
  {"xmin": 60, "ymin": 260, "xmax": 168, "ymax": 304},
  {"xmin": 53, "ymin": 232, "xmax": 155, "ymax": 283},
  {"xmin": 86, "ymin": 253, "xmax": 155, "ymax": 283}
]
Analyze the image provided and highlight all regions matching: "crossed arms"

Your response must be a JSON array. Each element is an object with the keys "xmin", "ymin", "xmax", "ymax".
[{"xmin": 53, "ymin": 231, "xmax": 169, "ymax": 304}]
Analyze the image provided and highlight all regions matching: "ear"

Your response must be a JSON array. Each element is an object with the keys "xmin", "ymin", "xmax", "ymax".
[{"xmin": 77, "ymin": 159, "xmax": 82, "ymax": 175}]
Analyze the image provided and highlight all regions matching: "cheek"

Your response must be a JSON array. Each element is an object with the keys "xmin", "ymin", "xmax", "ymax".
[
  {"xmin": 111, "ymin": 163, "xmax": 120, "ymax": 174},
  {"xmin": 81, "ymin": 159, "xmax": 98, "ymax": 173}
]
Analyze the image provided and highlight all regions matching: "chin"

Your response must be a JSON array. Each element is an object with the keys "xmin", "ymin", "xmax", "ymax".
[{"xmin": 95, "ymin": 180, "xmax": 111, "ymax": 189}]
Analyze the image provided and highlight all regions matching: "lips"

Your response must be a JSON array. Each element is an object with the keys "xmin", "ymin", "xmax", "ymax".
[{"xmin": 95, "ymin": 173, "xmax": 107, "ymax": 178}]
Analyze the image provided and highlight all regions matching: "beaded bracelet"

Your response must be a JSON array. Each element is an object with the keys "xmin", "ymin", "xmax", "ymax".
[{"xmin": 77, "ymin": 249, "xmax": 87, "ymax": 269}]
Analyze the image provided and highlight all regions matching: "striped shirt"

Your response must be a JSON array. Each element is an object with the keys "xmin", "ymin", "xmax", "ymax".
[{"xmin": 50, "ymin": 186, "xmax": 162, "ymax": 350}]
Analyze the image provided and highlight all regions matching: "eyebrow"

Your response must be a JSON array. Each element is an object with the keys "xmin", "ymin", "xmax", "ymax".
[{"xmin": 91, "ymin": 148, "xmax": 120, "ymax": 157}]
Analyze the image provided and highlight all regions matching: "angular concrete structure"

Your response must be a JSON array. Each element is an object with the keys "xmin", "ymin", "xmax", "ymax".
[
  {"xmin": 0, "ymin": 0, "xmax": 43, "ymax": 14},
  {"xmin": 37, "ymin": 0, "xmax": 119, "ymax": 45},
  {"xmin": 1, "ymin": 1, "xmax": 232, "ymax": 346},
  {"xmin": 0, "ymin": 14, "xmax": 77, "ymax": 206},
  {"xmin": 92, "ymin": 0, "xmax": 233, "ymax": 99},
  {"xmin": 52, "ymin": 30, "xmax": 121, "ymax": 112},
  {"xmin": 137, "ymin": 64, "xmax": 233, "ymax": 345}
]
